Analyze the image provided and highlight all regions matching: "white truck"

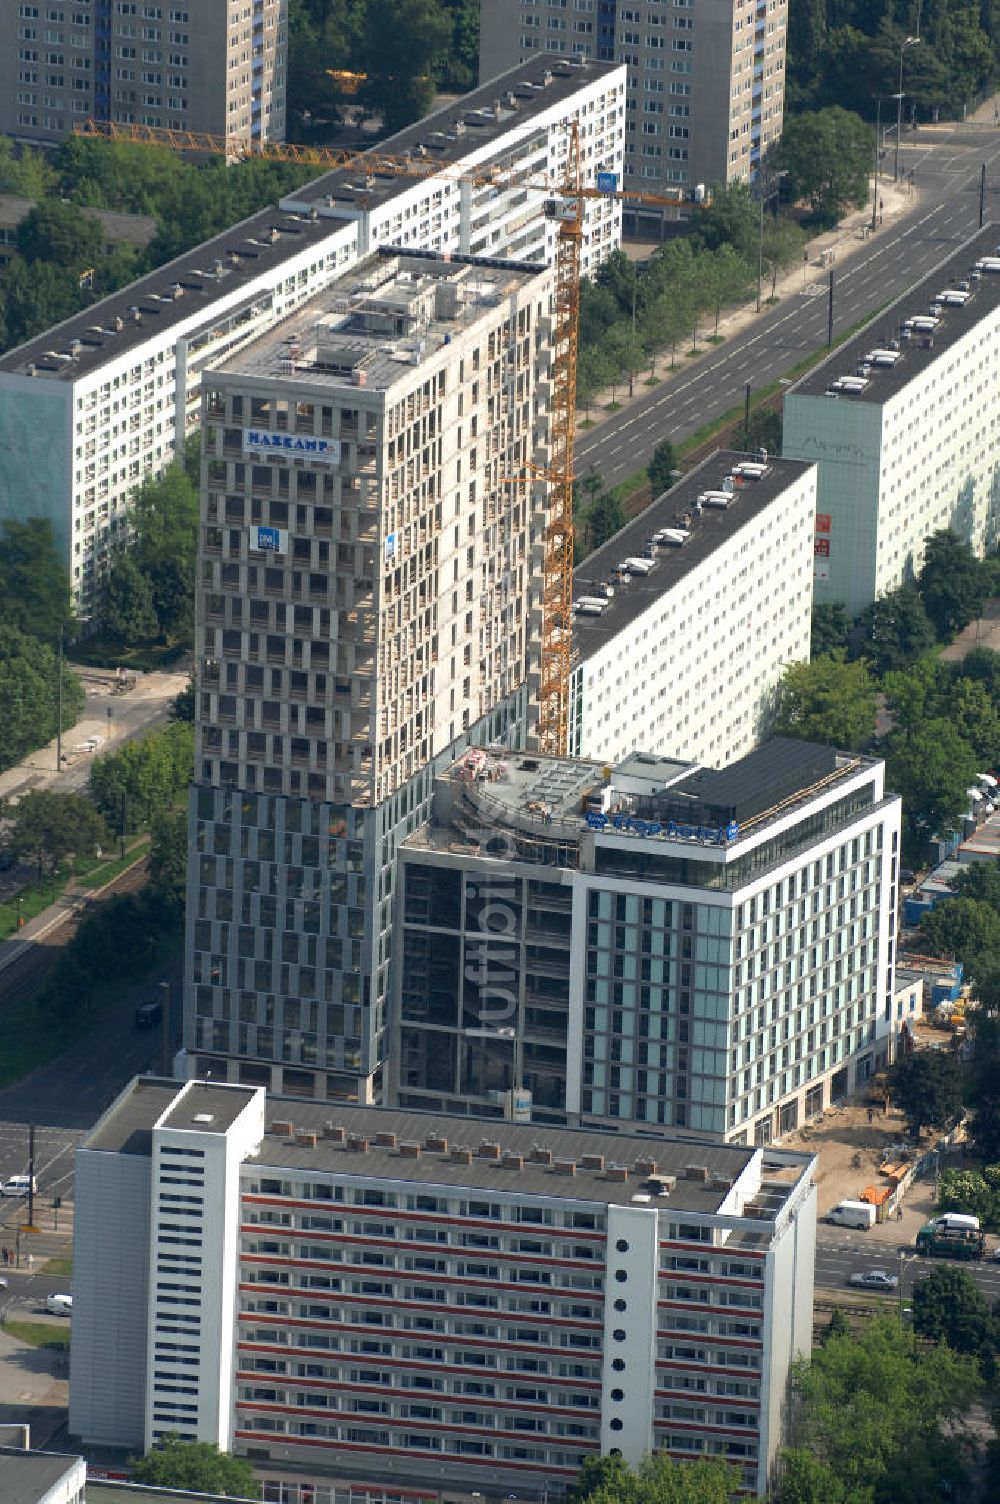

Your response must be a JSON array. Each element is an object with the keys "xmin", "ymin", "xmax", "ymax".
[{"xmin": 826, "ymin": 1200, "xmax": 876, "ymax": 1230}]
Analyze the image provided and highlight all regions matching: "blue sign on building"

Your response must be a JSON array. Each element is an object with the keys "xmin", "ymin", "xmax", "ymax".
[
  {"xmin": 596, "ymin": 170, "xmax": 618, "ymax": 194},
  {"xmin": 254, "ymin": 526, "xmax": 281, "ymax": 553},
  {"xmin": 585, "ymin": 810, "xmax": 740, "ymax": 844}
]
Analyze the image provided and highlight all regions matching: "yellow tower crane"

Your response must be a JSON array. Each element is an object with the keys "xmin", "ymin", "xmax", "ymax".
[{"xmin": 75, "ymin": 117, "xmax": 697, "ymax": 755}]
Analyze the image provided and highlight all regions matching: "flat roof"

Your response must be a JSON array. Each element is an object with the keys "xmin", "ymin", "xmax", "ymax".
[
  {"xmin": 0, "ymin": 1449, "xmax": 82, "ymax": 1504},
  {"xmin": 656, "ymin": 737, "xmax": 842, "ymax": 825},
  {"xmin": 283, "ymin": 54, "xmax": 622, "ymax": 213},
  {"xmin": 159, "ymin": 1080, "xmax": 258, "ymax": 1135},
  {"xmin": 791, "ymin": 224, "xmax": 1000, "ymax": 403},
  {"xmin": 571, "ymin": 450, "xmax": 815, "ymax": 663},
  {"xmin": 81, "ymin": 1078, "xmax": 182, "ymax": 1157},
  {"xmin": 248, "ymin": 1100, "xmax": 813, "ymax": 1219},
  {"xmin": 0, "ymin": 53, "xmax": 617, "ymax": 385},
  {"xmin": 0, "ymin": 206, "xmax": 345, "ymax": 381},
  {"xmin": 217, "ymin": 249, "xmax": 544, "ymax": 392}
]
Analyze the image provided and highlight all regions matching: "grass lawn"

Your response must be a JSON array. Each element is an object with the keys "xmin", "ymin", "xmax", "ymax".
[
  {"xmin": 4, "ymin": 1319, "xmax": 70, "ymax": 1351},
  {"xmin": 0, "ymin": 877, "xmax": 64, "ymax": 942},
  {"xmin": 75, "ymin": 839, "xmax": 149, "ymax": 891},
  {"xmin": 43, "ymin": 1256, "xmax": 73, "ymax": 1277},
  {"xmin": 68, "ymin": 637, "xmax": 188, "ymax": 674}
]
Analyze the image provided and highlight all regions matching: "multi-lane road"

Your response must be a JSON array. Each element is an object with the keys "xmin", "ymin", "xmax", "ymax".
[
  {"xmin": 816, "ymin": 1228, "xmax": 1000, "ymax": 1304},
  {"xmin": 578, "ymin": 124, "xmax": 1000, "ymax": 489}
]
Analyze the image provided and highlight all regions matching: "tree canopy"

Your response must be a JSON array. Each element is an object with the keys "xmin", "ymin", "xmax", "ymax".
[
  {"xmin": 918, "ymin": 529, "xmax": 990, "ymax": 640},
  {"xmin": 565, "ymin": 1451, "xmax": 736, "ymax": 1504},
  {"xmin": 781, "ymin": 1315, "xmax": 977, "ymax": 1504},
  {"xmin": 854, "ymin": 584, "xmax": 936, "ymax": 675},
  {"xmin": 889, "ymin": 1048, "xmax": 963, "ymax": 1137},
  {"xmin": 648, "ymin": 439, "xmax": 678, "ymax": 498},
  {"xmin": 0, "ymin": 627, "xmax": 84, "ymax": 775},
  {"xmin": 775, "ymin": 108, "xmax": 873, "ymax": 225},
  {"xmin": 128, "ymin": 1436, "xmax": 259, "ymax": 1498},
  {"xmin": 1, "ymin": 791, "xmax": 109, "ymax": 882},
  {"xmin": 90, "ymin": 722, "xmax": 194, "ymax": 833},
  {"xmin": 773, "ymin": 653, "xmax": 877, "ymax": 750},
  {"xmin": 911, "ymin": 1264, "xmax": 995, "ymax": 1364}
]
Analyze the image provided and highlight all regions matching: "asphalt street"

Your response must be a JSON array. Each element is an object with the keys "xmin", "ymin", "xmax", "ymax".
[
  {"xmin": 577, "ymin": 126, "xmax": 1000, "ymax": 488},
  {"xmin": 816, "ymin": 1228, "xmax": 1000, "ymax": 1304}
]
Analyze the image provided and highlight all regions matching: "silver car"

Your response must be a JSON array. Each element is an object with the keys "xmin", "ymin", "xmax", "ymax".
[{"xmin": 849, "ymin": 1268, "xmax": 898, "ymax": 1290}]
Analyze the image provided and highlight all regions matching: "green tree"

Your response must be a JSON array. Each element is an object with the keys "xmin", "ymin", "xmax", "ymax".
[
  {"xmin": 149, "ymin": 805, "xmax": 188, "ymax": 911},
  {"xmin": 566, "ymin": 1450, "xmax": 735, "ymax": 1504},
  {"xmin": 773, "ymin": 652, "xmax": 877, "ymax": 750},
  {"xmin": 577, "ymin": 345, "xmax": 614, "ymax": 419},
  {"xmin": 761, "ymin": 214, "xmax": 808, "ymax": 298},
  {"xmin": 16, "ymin": 198, "xmax": 105, "ymax": 271},
  {"xmin": 128, "ymin": 1436, "xmax": 260, "ymax": 1498},
  {"xmin": 171, "ymin": 678, "xmax": 196, "ymax": 724},
  {"xmin": 854, "ymin": 584, "xmax": 936, "ymax": 674},
  {"xmin": 911, "ymin": 1264, "xmax": 995, "ymax": 1359},
  {"xmin": 648, "ymin": 438, "xmax": 678, "ymax": 497},
  {"xmin": 0, "ymin": 626, "xmax": 84, "ymax": 774},
  {"xmin": 355, "ymin": 0, "xmax": 452, "ymax": 132},
  {"xmin": 776, "ymin": 107, "xmax": 873, "ymax": 224},
  {"xmin": 745, "ymin": 405, "xmax": 782, "ymax": 454},
  {"xmin": 703, "ymin": 243, "xmax": 752, "ymax": 332},
  {"xmin": 951, "ymin": 859, "xmax": 1000, "ymax": 909},
  {"xmin": 98, "ymin": 557, "xmax": 158, "ymax": 645},
  {"xmin": 937, "ymin": 1165, "xmax": 1000, "ymax": 1229},
  {"xmin": 886, "ymin": 720, "xmax": 979, "ymax": 853},
  {"xmin": 588, "ymin": 490, "xmax": 626, "ymax": 550},
  {"xmin": 775, "ymin": 1450, "xmax": 855, "ymax": 1504},
  {"xmin": 2, "ymin": 791, "xmax": 109, "ymax": 883},
  {"xmin": 0, "ymin": 257, "xmax": 86, "ymax": 351},
  {"xmin": 917, "ymin": 897, "xmax": 1000, "ymax": 969},
  {"xmin": 889, "ymin": 1049, "xmax": 963, "ymax": 1137},
  {"xmin": 810, "ymin": 604, "xmax": 850, "ymax": 658},
  {"xmin": 89, "ymin": 722, "xmax": 194, "ymax": 832},
  {"xmin": 0, "ymin": 518, "xmax": 74, "ymax": 644},
  {"xmin": 695, "ymin": 181, "xmax": 759, "ymax": 259},
  {"xmin": 784, "ymin": 1315, "xmax": 976, "ymax": 1503},
  {"xmin": 604, "ymin": 321, "xmax": 645, "ymax": 401},
  {"xmin": 918, "ymin": 529, "xmax": 989, "ymax": 640}
]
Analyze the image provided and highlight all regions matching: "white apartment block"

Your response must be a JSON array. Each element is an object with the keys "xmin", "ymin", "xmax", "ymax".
[
  {"xmin": 185, "ymin": 249, "xmax": 555, "ymax": 1103},
  {"xmin": 393, "ymin": 738, "xmax": 902, "ymax": 1144},
  {"xmin": 71, "ymin": 1076, "xmax": 816, "ymax": 1500},
  {"xmin": 480, "ymin": 0, "xmax": 788, "ymax": 227},
  {"xmin": 783, "ymin": 226, "xmax": 1000, "ymax": 616},
  {"xmin": 569, "ymin": 451, "xmax": 815, "ymax": 770},
  {"xmin": 0, "ymin": 54, "xmax": 624, "ymax": 616},
  {"xmin": 0, "ymin": 0, "xmax": 287, "ymax": 150}
]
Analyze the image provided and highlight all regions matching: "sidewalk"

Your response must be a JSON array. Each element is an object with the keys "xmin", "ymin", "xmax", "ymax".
[
  {"xmin": 584, "ymin": 175, "xmax": 916, "ymax": 433},
  {"xmin": 0, "ymin": 855, "xmax": 147, "ymax": 981}
]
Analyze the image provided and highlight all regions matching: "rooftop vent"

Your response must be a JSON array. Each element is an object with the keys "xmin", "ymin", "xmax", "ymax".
[
  {"xmin": 296, "ymin": 1131, "xmax": 317, "ymax": 1149},
  {"xmin": 684, "ymin": 1164, "xmax": 709, "ymax": 1182},
  {"xmin": 605, "ymin": 1166, "xmax": 628, "ymax": 1183},
  {"xmin": 580, "ymin": 1153, "xmax": 605, "ymax": 1171},
  {"xmin": 501, "ymin": 1152, "xmax": 524, "ymax": 1170},
  {"xmin": 346, "ymin": 1134, "xmax": 369, "ymax": 1153},
  {"xmin": 451, "ymin": 1146, "xmax": 473, "ymax": 1165},
  {"xmin": 633, "ymin": 1157, "xmax": 657, "ymax": 1176},
  {"xmin": 193, "ymin": 1113, "xmax": 214, "ymax": 1125},
  {"xmin": 529, "ymin": 1146, "xmax": 553, "ymax": 1166},
  {"xmin": 424, "ymin": 1134, "xmax": 448, "ymax": 1153},
  {"xmin": 269, "ymin": 1119, "xmax": 294, "ymax": 1137},
  {"xmin": 477, "ymin": 1140, "xmax": 501, "ymax": 1160},
  {"xmin": 322, "ymin": 1123, "xmax": 346, "ymax": 1142},
  {"xmin": 398, "ymin": 1142, "xmax": 421, "ymax": 1159},
  {"xmin": 374, "ymin": 1131, "xmax": 397, "ymax": 1149},
  {"xmin": 554, "ymin": 1159, "xmax": 577, "ymax": 1176}
]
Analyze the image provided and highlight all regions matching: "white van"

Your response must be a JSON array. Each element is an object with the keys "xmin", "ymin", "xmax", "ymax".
[
  {"xmin": 2, "ymin": 1175, "xmax": 36, "ymax": 1197},
  {"xmin": 45, "ymin": 1293, "xmax": 72, "ymax": 1317},
  {"xmin": 934, "ymin": 1212, "xmax": 980, "ymax": 1234},
  {"xmin": 826, "ymin": 1200, "xmax": 876, "ymax": 1230}
]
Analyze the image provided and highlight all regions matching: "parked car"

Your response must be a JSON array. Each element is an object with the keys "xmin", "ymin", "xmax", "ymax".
[
  {"xmin": 45, "ymin": 1293, "xmax": 72, "ymax": 1316},
  {"xmin": 134, "ymin": 999, "xmax": 163, "ymax": 1029},
  {"xmin": 2, "ymin": 1175, "xmax": 36, "ymax": 1197},
  {"xmin": 849, "ymin": 1269, "xmax": 898, "ymax": 1290}
]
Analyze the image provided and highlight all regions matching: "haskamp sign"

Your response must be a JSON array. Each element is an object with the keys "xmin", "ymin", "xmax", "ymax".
[{"xmin": 244, "ymin": 430, "xmax": 341, "ymax": 464}]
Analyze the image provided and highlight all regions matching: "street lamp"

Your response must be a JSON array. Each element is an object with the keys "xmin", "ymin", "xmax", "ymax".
[
  {"xmin": 896, "ymin": 36, "xmax": 920, "ymax": 182},
  {"xmin": 872, "ymin": 93, "xmax": 903, "ymax": 231},
  {"xmin": 898, "ymin": 1250, "xmax": 917, "ymax": 1317},
  {"xmin": 756, "ymin": 168, "xmax": 788, "ymax": 313}
]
